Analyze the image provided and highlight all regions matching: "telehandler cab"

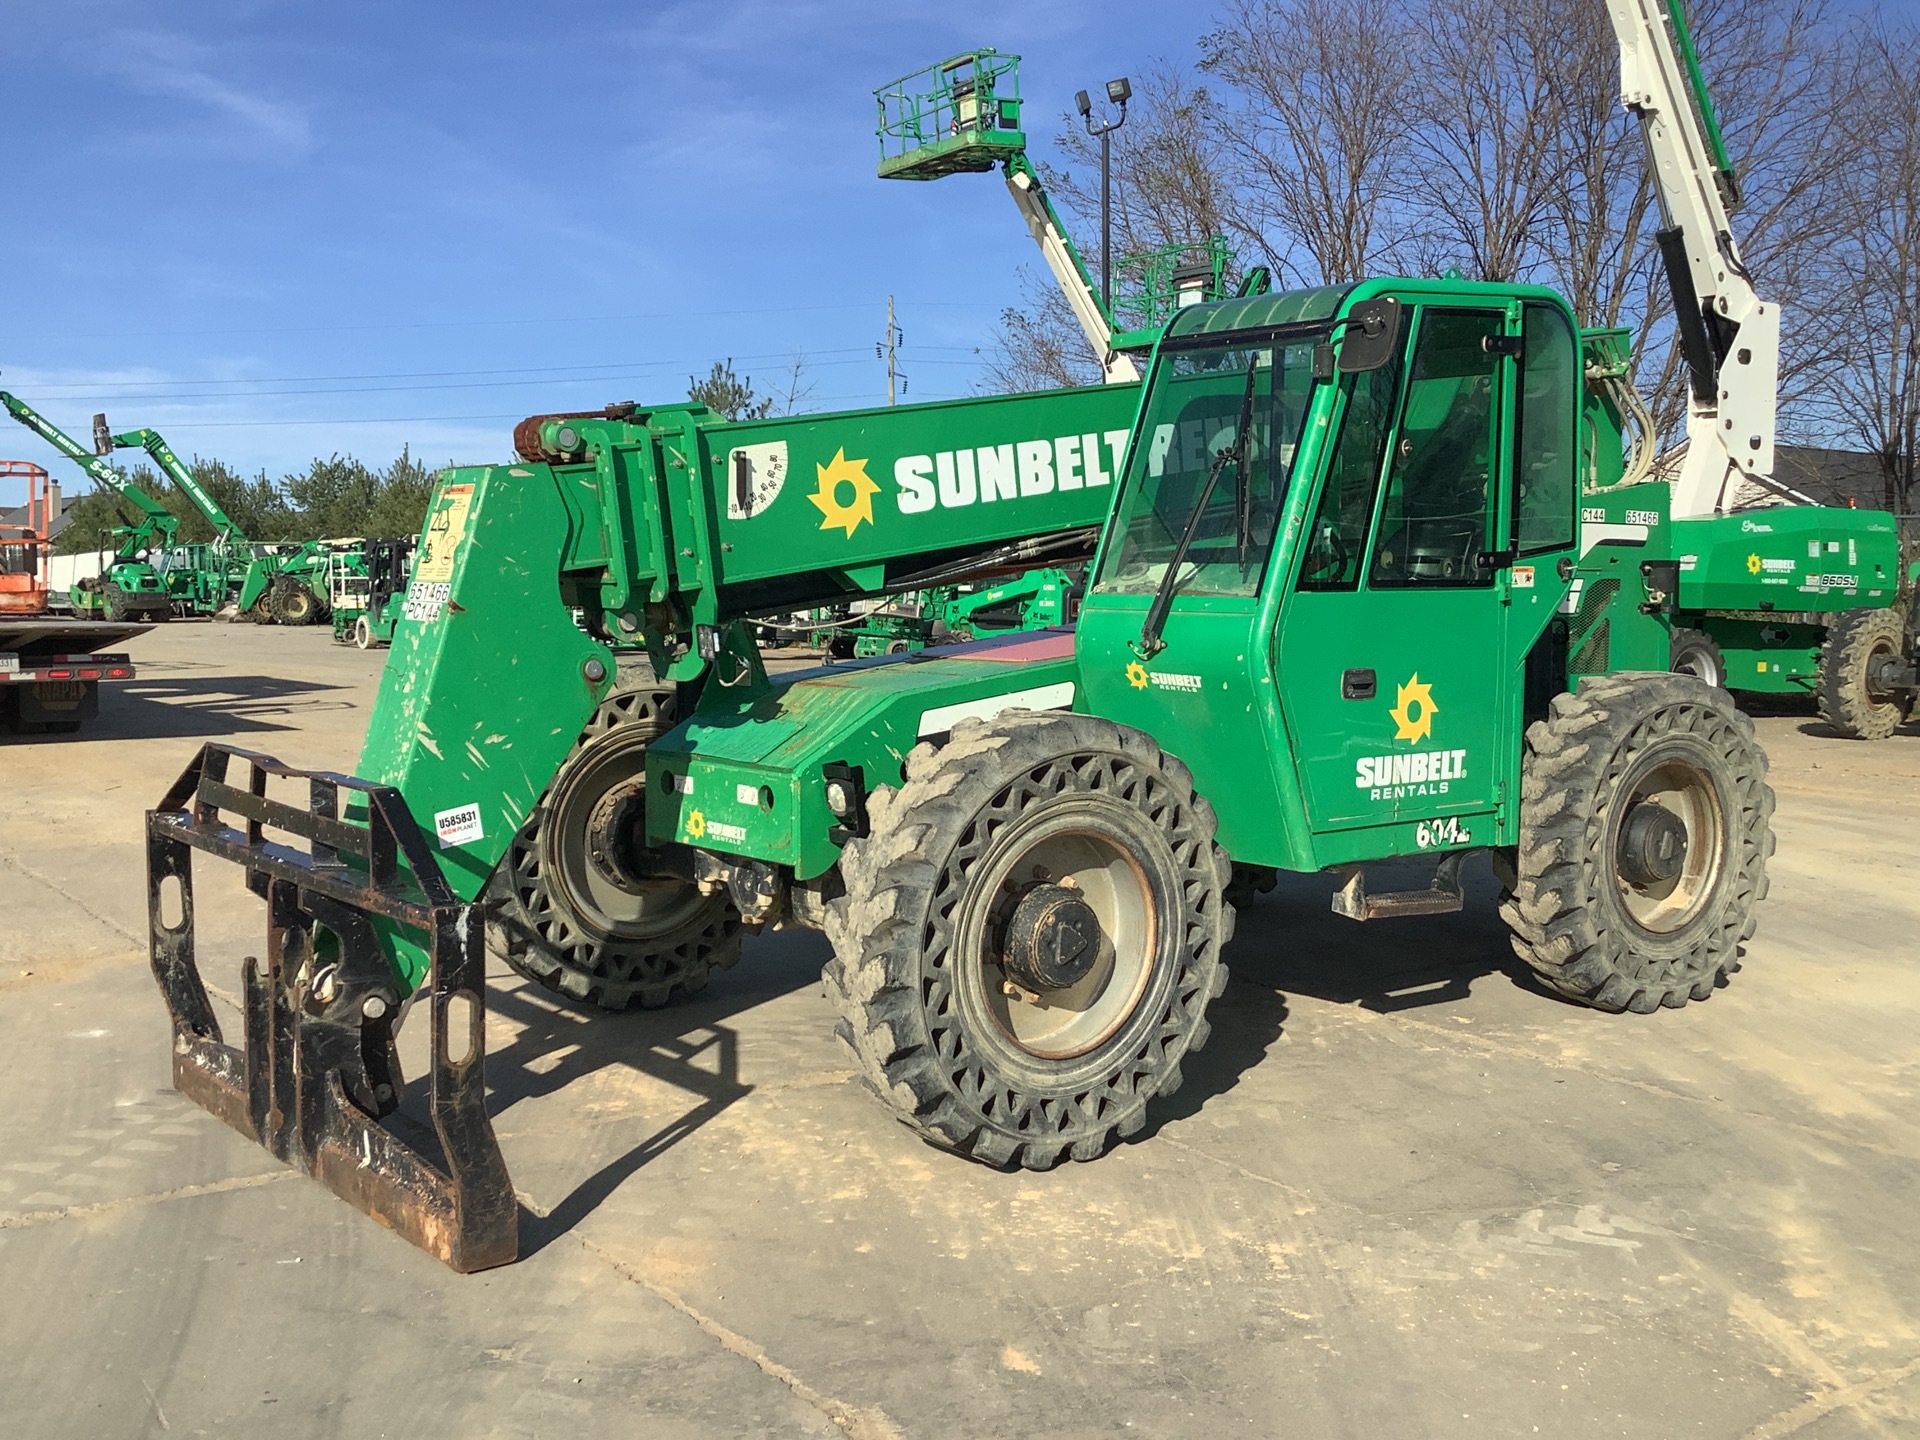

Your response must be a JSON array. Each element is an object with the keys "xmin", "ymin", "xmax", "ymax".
[{"xmin": 147, "ymin": 12, "xmax": 1777, "ymax": 1271}]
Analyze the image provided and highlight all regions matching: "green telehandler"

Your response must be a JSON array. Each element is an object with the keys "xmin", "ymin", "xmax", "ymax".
[
  {"xmin": 146, "ymin": 23, "xmax": 1777, "ymax": 1272},
  {"xmin": 1, "ymin": 390, "xmax": 175, "ymax": 621}
]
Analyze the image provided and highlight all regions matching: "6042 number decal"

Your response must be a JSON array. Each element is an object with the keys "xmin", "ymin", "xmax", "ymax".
[{"xmin": 1415, "ymin": 816, "xmax": 1472, "ymax": 849}]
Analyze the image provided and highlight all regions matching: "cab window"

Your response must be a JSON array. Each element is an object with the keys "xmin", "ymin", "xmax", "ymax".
[
  {"xmin": 1369, "ymin": 309, "xmax": 1502, "ymax": 589},
  {"xmin": 1094, "ymin": 339, "xmax": 1322, "ymax": 600},
  {"xmin": 1516, "ymin": 303, "xmax": 1578, "ymax": 555},
  {"xmin": 1298, "ymin": 330, "xmax": 1406, "ymax": 591}
]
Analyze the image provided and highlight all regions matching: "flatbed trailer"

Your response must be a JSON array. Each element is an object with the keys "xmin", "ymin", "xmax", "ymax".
[{"xmin": 0, "ymin": 617, "xmax": 146, "ymax": 734}]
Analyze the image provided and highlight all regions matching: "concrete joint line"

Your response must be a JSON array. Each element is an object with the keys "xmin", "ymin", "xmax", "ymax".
[
  {"xmin": 0, "ymin": 1169, "xmax": 293, "ymax": 1230},
  {"xmin": 581, "ymin": 1236, "xmax": 904, "ymax": 1440},
  {"xmin": 0, "ymin": 851, "xmax": 144, "ymax": 947},
  {"xmin": 1740, "ymin": 1351, "xmax": 1920, "ymax": 1440}
]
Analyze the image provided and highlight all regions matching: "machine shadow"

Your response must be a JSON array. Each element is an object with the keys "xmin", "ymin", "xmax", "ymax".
[
  {"xmin": 96, "ymin": 671, "xmax": 357, "ymax": 739},
  {"xmin": 1228, "ymin": 858, "xmax": 1570, "ymax": 1014},
  {"xmin": 475, "ymin": 931, "xmax": 830, "ymax": 1256}
]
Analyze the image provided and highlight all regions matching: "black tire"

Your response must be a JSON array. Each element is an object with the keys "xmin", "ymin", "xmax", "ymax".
[
  {"xmin": 269, "ymin": 579, "xmax": 321, "ymax": 626},
  {"xmin": 1669, "ymin": 626, "xmax": 1726, "ymax": 689},
  {"xmin": 104, "ymin": 584, "xmax": 132, "ymax": 623},
  {"xmin": 1498, "ymin": 672, "xmax": 1773, "ymax": 1013},
  {"xmin": 824, "ymin": 710, "xmax": 1233, "ymax": 1170},
  {"xmin": 485, "ymin": 687, "xmax": 742, "ymax": 1011},
  {"xmin": 1818, "ymin": 608, "xmax": 1913, "ymax": 741}
]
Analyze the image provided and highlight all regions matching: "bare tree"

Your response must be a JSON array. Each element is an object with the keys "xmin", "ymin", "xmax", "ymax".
[
  {"xmin": 1802, "ymin": 14, "xmax": 1920, "ymax": 515},
  {"xmin": 981, "ymin": 282, "xmax": 1104, "ymax": 394},
  {"xmin": 1200, "ymin": 0, "xmax": 1420, "ymax": 286},
  {"xmin": 768, "ymin": 353, "xmax": 818, "ymax": 416}
]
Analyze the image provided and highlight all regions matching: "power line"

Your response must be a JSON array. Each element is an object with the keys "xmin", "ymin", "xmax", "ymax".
[
  {"xmin": 6, "ymin": 343, "xmax": 986, "ymax": 395},
  {"xmin": 8, "ymin": 298, "xmax": 1006, "ymax": 344}
]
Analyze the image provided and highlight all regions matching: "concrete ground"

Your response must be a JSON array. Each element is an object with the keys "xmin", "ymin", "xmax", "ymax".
[{"xmin": 3, "ymin": 622, "xmax": 1917, "ymax": 1440}]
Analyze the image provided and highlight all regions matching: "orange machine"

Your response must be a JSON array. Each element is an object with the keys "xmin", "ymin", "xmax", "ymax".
[{"xmin": 0, "ymin": 459, "xmax": 53, "ymax": 615}]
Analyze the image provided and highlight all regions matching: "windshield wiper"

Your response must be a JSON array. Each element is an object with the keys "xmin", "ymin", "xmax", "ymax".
[{"xmin": 1134, "ymin": 357, "xmax": 1261, "ymax": 659}]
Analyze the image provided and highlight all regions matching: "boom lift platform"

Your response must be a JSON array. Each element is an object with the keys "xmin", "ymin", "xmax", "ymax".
[
  {"xmin": 148, "ymin": 24, "xmax": 1778, "ymax": 1270},
  {"xmin": 875, "ymin": 50, "xmax": 1247, "ymax": 383}
]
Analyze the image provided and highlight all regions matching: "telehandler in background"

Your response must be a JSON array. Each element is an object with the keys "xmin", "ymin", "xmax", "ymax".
[{"xmin": 148, "ymin": 3, "xmax": 1784, "ymax": 1270}]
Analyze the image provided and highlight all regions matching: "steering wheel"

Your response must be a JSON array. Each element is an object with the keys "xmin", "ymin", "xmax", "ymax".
[{"xmin": 1301, "ymin": 522, "xmax": 1349, "ymax": 580}]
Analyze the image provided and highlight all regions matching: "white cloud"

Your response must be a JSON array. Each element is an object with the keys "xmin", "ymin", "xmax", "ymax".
[{"xmin": 102, "ymin": 29, "xmax": 311, "ymax": 152}]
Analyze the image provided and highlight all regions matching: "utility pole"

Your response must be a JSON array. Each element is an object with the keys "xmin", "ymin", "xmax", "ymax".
[
  {"xmin": 1075, "ymin": 77, "xmax": 1131, "ymax": 319},
  {"xmin": 878, "ymin": 295, "xmax": 906, "ymax": 406}
]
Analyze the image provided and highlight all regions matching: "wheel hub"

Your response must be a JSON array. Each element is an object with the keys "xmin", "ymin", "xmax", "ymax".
[
  {"xmin": 1001, "ymin": 883, "xmax": 1102, "ymax": 991},
  {"xmin": 1617, "ymin": 801, "xmax": 1687, "ymax": 886},
  {"xmin": 584, "ymin": 779, "xmax": 649, "ymax": 891}
]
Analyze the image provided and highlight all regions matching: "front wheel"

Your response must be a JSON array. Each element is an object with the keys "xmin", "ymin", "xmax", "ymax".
[
  {"xmin": 1818, "ymin": 608, "xmax": 1913, "ymax": 741},
  {"xmin": 825, "ymin": 711, "xmax": 1233, "ymax": 1170},
  {"xmin": 486, "ymin": 687, "xmax": 742, "ymax": 1011},
  {"xmin": 352, "ymin": 615, "xmax": 376, "ymax": 650},
  {"xmin": 1499, "ymin": 672, "xmax": 1773, "ymax": 1013}
]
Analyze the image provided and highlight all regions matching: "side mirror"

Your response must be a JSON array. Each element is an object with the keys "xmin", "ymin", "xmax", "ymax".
[{"xmin": 1336, "ymin": 297, "xmax": 1403, "ymax": 374}]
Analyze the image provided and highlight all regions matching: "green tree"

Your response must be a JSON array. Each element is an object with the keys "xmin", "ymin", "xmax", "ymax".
[
  {"xmin": 286, "ymin": 455, "xmax": 383, "ymax": 537},
  {"xmin": 363, "ymin": 449, "xmax": 439, "ymax": 539},
  {"xmin": 688, "ymin": 358, "xmax": 777, "ymax": 421}
]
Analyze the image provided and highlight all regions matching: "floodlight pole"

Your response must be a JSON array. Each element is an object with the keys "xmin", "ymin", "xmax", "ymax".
[{"xmin": 1075, "ymin": 78, "xmax": 1131, "ymax": 319}]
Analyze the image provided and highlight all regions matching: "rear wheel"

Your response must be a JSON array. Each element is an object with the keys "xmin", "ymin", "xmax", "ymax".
[
  {"xmin": 104, "ymin": 584, "xmax": 133, "ymax": 623},
  {"xmin": 1818, "ymin": 608, "xmax": 1912, "ymax": 741},
  {"xmin": 270, "ymin": 579, "xmax": 321, "ymax": 626},
  {"xmin": 1669, "ymin": 626, "xmax": 1726, "ymax": 689},
  {"xmin": 352, "ymin": 616, "xmax": 375, "ymax": 650},
  {"xmin": 1499, "ymin": 672, "xmax": 1772, "ymax": 1013},
  {"xmin": 486, "ymin": 687, "xmax": 741, "ymax": 1010},
  {"xmin": 826, "ymin": 711, "xmax": 1232, "ymax": 1169}
]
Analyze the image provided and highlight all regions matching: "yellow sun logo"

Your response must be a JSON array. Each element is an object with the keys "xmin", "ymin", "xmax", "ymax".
[
  {"xmin": 1746, "ymin": 552, "xmax": 1763, "ymax": 574},
  {"xmin": 1391, "ymin": 674, "xmax": 1438, "ymax": 744},
  {"xmin": 685, "ymin": 809, "xmax": 706, "ymax": 840},
  {"xmin": 1125, "ymin": 661, "xmax": 1149, "ymax": 690},
  {"xmin": 808, "ymin": 449, "xmax": 880, "ymax": 537}
]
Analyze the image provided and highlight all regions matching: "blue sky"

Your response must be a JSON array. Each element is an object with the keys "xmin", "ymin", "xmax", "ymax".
[{"xmin": 0, "ymin": 0, "xmax": 1202, "ymax": 504}]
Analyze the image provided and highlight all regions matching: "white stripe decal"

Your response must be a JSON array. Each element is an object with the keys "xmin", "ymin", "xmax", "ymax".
[
  {"xmin": 1579, "ymin": 523, "xmax": 1650, "ymax": 556},
  {"xmin": 918, "ymin": 682, "xmax": 1076, "ymax": 738}
]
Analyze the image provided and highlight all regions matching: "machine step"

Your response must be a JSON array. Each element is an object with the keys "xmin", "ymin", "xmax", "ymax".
[{"xmin": 1331, "ymin": 852, "xmax": 1467, "ymax": 921}]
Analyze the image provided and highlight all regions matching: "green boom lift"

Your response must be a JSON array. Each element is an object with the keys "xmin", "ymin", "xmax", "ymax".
[
  {"xmin": 1603, "ymin": 0, "xmax": 1910, "ymax": 737},
  {"xmin": 1, "ymin": 391, "xmax": 174, "ymax": 621},
  {"xmin": 146, "ymin": 28, "xmax": 1777, "ymax": 1272},
  {"xmin": 92, "ymin": 414, "xmax": 251, "ymax": 617}
]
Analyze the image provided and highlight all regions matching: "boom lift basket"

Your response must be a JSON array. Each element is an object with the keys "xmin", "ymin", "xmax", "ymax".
[
  {"xmin": 146, "ymin": 744, "xmax": 516, "ymax": 1272},
  {"xmin": 874, "ymin": 49, "xmax": 1025, "ymax": 181}
]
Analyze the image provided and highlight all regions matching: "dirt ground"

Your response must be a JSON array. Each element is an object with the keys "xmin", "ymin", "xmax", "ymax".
[{"xmin": 2, "ymin": 623, "xmax": 1917, "ymax": 1439}]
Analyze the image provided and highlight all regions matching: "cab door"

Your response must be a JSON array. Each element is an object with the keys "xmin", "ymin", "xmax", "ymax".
[{"xmin": 1274, "ymin": 303, "xmax": 1519, "ymax": 844}]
